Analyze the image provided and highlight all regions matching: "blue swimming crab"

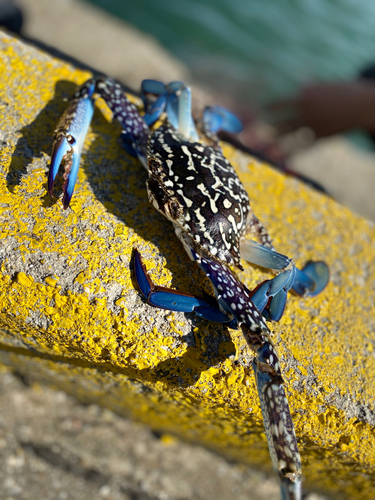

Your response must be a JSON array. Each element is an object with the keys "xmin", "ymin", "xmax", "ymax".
[{"xmin": 48, "ymin": 77, "xmax": 329, "ymax": 500}]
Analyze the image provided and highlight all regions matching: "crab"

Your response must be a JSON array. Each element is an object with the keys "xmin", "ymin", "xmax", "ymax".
[{"xmin": 48, "ymin": 77, "xmax": 329, "ymax": 500}]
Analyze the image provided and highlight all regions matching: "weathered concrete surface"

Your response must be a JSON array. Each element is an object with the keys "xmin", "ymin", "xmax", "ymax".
[
  {"xmin": 0, "ymin": 368, "xmax": 282, "ymax": 500},
  {"xmin": 0, "ymin": 32, "xmax": 375, "ymax": 499}
]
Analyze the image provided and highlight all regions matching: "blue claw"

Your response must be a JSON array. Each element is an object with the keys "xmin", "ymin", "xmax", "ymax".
[
  {"xmin": 241, "ymin": 239, "xmax": 328, "ymax": 308},
  {"xmin": 269, "ymin": 266, "xmax": 295, "ymax": 295},
  {"xmin": 63, "ymin": 145, "xmax": 82, "ymax": 209},
  {"xmin": 48, "ymin": 83, "xmax": 95, "ymax": 209},
  {"xmin": 167, "ymin": 81, "xmax": 186, "ymax": 93},
  {"xmin": 141, "ymin": 79, "xmax": 181, "ymax": 126},
  {"xmin": 165, "ymin": 91, "xmax": 179, "ymax": 129},
  {"xmin": 133, "ymin": 250, "xmax": 152, "ymax": 296},
  {"xmin": 250, "ymin": 266, "xmax": 296, "ymax": 322},
  {"xmin": 133, "ymin": 250, "xmax": 232, "ymax": 323},
  {"xmin": 143, "ymin": 94, "xmax": 167, "ymax": 126},
  {"xmin": 141, "ymin": 79, "xmax": 198, "ymax": 140},
  {"xmin": 134, "ymin": 249, "xmax": 205, "ymax": 311},
  {"xmin": 250, "ymin": 281, "xmax": 273, "ymax": 313},
  {"xmin": 141, "ymin": 79, "xmax": 185, "ymax": 98},
  {"xmin": 141, "ymin": 79, "xmax": 168, "ymax": 96},
  {"xmin": 293, "ymin": 261, "xmax": 329, "ymax": 297},
  {"xmin": 48, "ymin": 136, "xmax": 70, "ymax": 196},
  {"xmin": 264, "ymin": 289, "xmax": 287, "ymax": 322},
  {"xmin": 203, "ymin": 105, "xmax": 243, "ymax": 134}
]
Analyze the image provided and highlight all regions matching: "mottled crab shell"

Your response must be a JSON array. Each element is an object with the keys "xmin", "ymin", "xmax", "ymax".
[{"xmin": 146, "ymin": 124, "xmax": 250, "ymax": 269}]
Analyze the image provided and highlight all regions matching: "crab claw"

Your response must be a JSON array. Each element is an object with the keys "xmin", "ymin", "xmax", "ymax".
[
  {"xmin": 249, "ymin": 265, "xmax": 296, "ymax": 322},
  {"xmin": 48, "ymin": 83, "xmax": 95, "ymax": 209},
  {"xmin": 141, "ymin": 78, "xmax": 171, "ymax": 96},
  {"xmin": 142, "ymin": 94, "xmax": 167, "ymax": 126},
  {"xmin": 241, "ymin": 239, "xmax": 329, "ymax": 306},
  {"xmin": 292, "ymin": 261, "xmax": 329, "ymax": 297},
  {"xmin": 141, "ymin": 79, "xmax": 199, "ymax": 140},
  {"xmin": 141, "ymin": 79, "xmax": 179, "ymax": 126},
  {"xmin": 203, "ymin": 105, "xmax": 243, "ymax": 134},
  {"xmin": 48, "ymin": 135, "xmax": 71, "ymax": 197}
]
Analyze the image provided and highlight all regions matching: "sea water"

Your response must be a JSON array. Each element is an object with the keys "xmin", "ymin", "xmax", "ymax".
[{"xmin": 87, "ymin": 0, "xmax": 375, "ymax": 107}]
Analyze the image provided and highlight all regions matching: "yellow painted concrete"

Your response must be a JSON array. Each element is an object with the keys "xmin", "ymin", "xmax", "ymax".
[{"xmin": 1, "ymin": 32, "xmax": 375, "ymax": 498}]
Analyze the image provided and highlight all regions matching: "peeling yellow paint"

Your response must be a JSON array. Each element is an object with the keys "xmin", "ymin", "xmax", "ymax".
[
  {"xmin": 16, "ymin": 272, "xmax": 34, "ymax": 287},
  {"xmin": 1, "ymin": 33, "xmax": 375, "ymax": 499},
  {"xmin": 45, "ymin": 274, "xmax": 59, "ymax": 287}
]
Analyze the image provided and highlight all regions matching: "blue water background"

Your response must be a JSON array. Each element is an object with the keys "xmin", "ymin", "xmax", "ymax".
[{"xmin": 86, "ymin": 0, "xmax": 375, "ymax": 107}]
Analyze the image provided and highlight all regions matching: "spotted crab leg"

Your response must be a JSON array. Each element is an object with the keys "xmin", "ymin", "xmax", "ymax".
[
  {"xmin": 192, "ymin": 252, "xmax": 302, "ymax": 500},
  {"xmin": 134, "ymin": 246, "xmax": 302, "ymax": 499}
]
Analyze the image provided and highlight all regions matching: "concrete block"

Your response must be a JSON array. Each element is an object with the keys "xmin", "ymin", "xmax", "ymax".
[{"xmin": 1, "ymin": 32, "xmax": 375, "ymax": 498}]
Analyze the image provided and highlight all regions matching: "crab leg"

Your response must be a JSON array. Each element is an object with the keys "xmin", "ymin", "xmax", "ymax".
[
  {"xmin": 133, "ymin": 250, "xmax": 236, "ymax": 326},
  {"xmin": 134, "ymin": 246, "xmax": 302, "ymax": 498},
  {"xmin": 193, "ymin": 253, "xmax": 302, "ymax": 499},
  {"xmin": 252, "ymin": 346, "xmax": 302, "ymax": 500},
  {"xmin": 92, "ymin": 78, "xmax": 150, "ymax": 167}
]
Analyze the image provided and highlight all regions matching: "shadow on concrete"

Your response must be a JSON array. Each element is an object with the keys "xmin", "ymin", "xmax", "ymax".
[{"xmin": 6, "ymin": 80, "xmax": 77, "ymax": 199}]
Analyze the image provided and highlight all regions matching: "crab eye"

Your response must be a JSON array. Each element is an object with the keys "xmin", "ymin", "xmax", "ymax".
[
  {"xmin": 67, "ymin": 135, "xmax": 76, "ymax": 146},
  {"xmin": 168, "ymin": 200, "xmax": 181, "ymax": 219},
  {"xmin": 148, "ymin": 158, "xmax": 160, "ymax": 172}
]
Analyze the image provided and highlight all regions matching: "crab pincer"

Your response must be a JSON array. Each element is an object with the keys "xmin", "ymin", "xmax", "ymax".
[{"xmin": 48, "ymin": 81, "xmax": 96, "ymax": 209}]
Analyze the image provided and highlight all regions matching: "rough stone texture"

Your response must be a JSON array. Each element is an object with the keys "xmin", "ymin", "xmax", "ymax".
[
  {"xmin": 0, "ymin": 368, "xmax": 282, "ymax": 500},
  {"xmin": 0, "ymin": 32, "xmax": 375, "ymax": 499}
]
